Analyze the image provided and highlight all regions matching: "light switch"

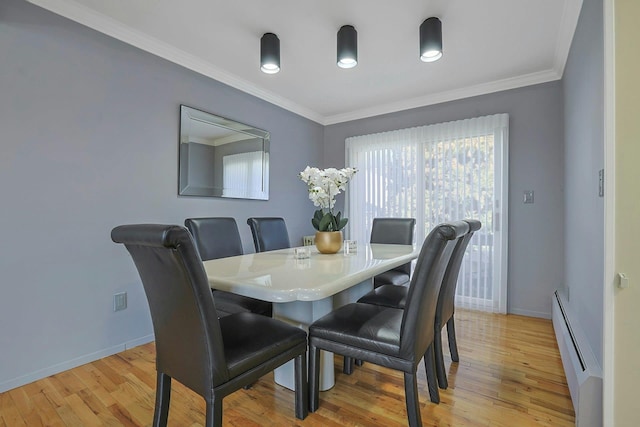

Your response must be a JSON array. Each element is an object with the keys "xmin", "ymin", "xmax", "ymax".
[
  {"xmin": 523, "ymin": 190, "xmax": 534, "ymax": 204},
  {"xmin": 618, "ymin": 273, "xmax": 629, "ymax": 289}
]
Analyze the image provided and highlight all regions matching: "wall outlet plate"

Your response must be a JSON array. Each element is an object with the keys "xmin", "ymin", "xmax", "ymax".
[
  {"xmin": 523, "ymin": 190, "xmax": 534, "ymax": 204},
  {"xmin": 114, "ymin": 292, "xmax": 127, "ymax": 311}
]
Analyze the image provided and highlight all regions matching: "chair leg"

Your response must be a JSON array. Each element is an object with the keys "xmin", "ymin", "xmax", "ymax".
[
  {"xmin": 434, "ymin": 326, "xmax": 448, "ymax": 390},
  {"xmin": 152, "ymin": 372, "xmax": 171, "ymax": 427},
  {"xmin": 447, "ymin": 317, "xmax": 460, "ymax": 362},
  {"xmin": 403, "ymin": 372, "xmax": 423, "ymax": 427},
  {"xmin": 343, "ymin": 357, "xmax": 363, "ymax": 374},
  {"xmin": 294, "ymin": 352, "xmax": 309, "ymax": 420},
  {"xmin": 343, "ymin": 356, "xmax": 354, "ymax": 375},
  {"xmin": 205, "ymin": 398, "xmax": 222, "ymax": 427},
  {"xmin": 423, "ymin": 344, "xmax": 440, "ymax": 404},
  {"xmin": 309, "ymin": 344, "xmax": 321, "ymax": 412}
]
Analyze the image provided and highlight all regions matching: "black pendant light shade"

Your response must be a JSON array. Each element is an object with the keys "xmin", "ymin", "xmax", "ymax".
[
  {"xmin": 420, "ymin": 17, "xmax": 442, "ymax": 62},
  {"xmin": 261, "ymin": 33, "xmax": 280, "ymax": 74},
  {"xmin": 337, "ymin": 25, "xmax": 358, "ymax": 69}
]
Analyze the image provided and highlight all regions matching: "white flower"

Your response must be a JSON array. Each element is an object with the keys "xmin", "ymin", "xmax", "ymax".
[
  {"xmin": 299, "ymin": 166, "xmax": 357, "ymax": 214},
  {"xmin": 300, "ymin": 165, "xmax": 357, "ymax": 232}
]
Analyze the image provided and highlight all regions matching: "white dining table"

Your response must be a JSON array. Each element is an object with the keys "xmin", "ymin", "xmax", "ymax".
[{"xmin": 203, "ymin": 243, "xmax": 419, "ymax": 391}]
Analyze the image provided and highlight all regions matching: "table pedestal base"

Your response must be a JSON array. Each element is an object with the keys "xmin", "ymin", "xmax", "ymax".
[{"xmin": 272, "ymin": 279, "xmax": 372, "ymax": 391}]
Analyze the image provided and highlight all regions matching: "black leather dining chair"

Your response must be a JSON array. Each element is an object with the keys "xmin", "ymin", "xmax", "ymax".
[
  {"xmin": 308, "ymin": 221, "xmax": 468, "ymax": 427},
  {"xmin": 246, "ymin": 217, "xmax": 291, "ymax": 252},
  {"xmin": 111, "ymin": 224, "xmax": 308, "ymax": 426},
  {"xmin": 433, "ymin": 219, "xmax": 481, "ymax": 389},
  {"xmin": 370, "ymin": 218, "xmax": 416, "ymax": 288},
  {"xmin": 357, "ymin": 219, "xmax": 481, "ymax": 390},
  {"xmin": 185, "ymin": 217, "xmax": 272, "ymax": 318}
]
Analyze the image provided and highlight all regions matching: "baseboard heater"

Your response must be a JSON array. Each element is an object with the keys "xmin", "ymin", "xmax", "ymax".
[{"xmin": 552, "ymin": 290, "xmax": 602, "ymax": 426}]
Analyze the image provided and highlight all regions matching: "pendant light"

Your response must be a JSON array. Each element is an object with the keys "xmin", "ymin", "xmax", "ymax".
[
  {"xmin": 420, "ymin": 17, "xmax": 442, "ymax": 62},
  {"xmin": 261, "ymin": 33, "xmax": 280, "ymax": 74},
  {"xmin": 337, "ymin": 25, "xmax": 358, "ymax": 69}
]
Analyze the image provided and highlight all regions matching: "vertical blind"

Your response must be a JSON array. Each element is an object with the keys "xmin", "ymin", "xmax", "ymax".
[
  {"xmin": 222, "ymin": 151, "xmax": 267, "ymax": 198},
  {"xmin": 345, "ymin": 114, "xmax": 508, "ymax": 313}
]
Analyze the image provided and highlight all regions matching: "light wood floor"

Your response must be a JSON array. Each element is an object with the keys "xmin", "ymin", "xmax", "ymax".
[{"xmin": 0, "ymin": 310, "xmax": 574, "ymax": 426}]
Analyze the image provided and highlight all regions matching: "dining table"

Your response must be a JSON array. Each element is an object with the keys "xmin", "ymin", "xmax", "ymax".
[{"xmin": 203, "ymin": 242, "xmax": 419, "ymax": 391}]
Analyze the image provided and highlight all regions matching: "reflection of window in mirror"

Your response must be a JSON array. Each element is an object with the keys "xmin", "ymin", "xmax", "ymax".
[
  {"xmin": 179, "ymin": 105, "xmax": 270, "ymax": 200},
  {"xmin": 223, "ymin": 151, "xmax": 269, "ymax": 198}
]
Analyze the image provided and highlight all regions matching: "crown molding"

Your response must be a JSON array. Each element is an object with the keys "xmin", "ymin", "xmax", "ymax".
[
  {"xmin": 323, "ymin": 69, "xmax": 563, "ymax": 125},
  {"xmin": 26, "ymin": 0, "xmax": 577, "ymax": 127},
  {"xmin": 553, "ymin": 0, "xmax": 584, "ymax": 76},
  {"xmin": 25, "ymin": 0, "xmax": 325, "ymax": 124}
]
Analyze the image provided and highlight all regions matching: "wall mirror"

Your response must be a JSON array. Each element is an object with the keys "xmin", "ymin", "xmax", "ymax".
[{"xmin": 179, "ymin": 105, "xmax": 269, "ymax": 200}]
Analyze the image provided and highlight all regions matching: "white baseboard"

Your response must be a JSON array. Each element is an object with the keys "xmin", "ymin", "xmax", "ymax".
[
  {"xmin": 124, "ymin": 334, "xmax": 155, "ymax": 350},
  {"xmin": 552, "ymin": 290, "xmax": 602, "ymax": 426},
  {"xmin": 0, "ymin": 334, "xmax": 154, "ymax": 393}
]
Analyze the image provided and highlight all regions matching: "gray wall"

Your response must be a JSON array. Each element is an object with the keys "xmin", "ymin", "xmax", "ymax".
[
  {"xmin": 188, "ymin": 143, "xmax": 217, "ymax": 188},
  {"xmin": 563, "ymin": 0, "xmax": 604, "ymax": 366},
  {"xmin": 325, "ymin": 82, "xmax": 565, "ymax": 318},
  {"xmin": 0, "ymin": 0, "xmax": 322, "ymax": 391}
]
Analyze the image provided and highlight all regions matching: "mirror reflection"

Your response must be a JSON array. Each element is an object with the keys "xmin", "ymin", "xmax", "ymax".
[{"xmin": 179, "ymin": 105, "xmax": 269, "ymax": 200}]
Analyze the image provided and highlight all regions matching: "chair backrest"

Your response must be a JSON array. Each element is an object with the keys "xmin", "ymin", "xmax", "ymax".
[
  {"xmin": 184, "ymin": 217, "xmax": 243, "ymax": 261},
  {"xmin": 111, "ymin": 224, "xmax": 229, "ymax": 398},
  {"xmin": 435, "ymin": 219, "xmax": 482, "ymax": 328},
  {"xmin": 246, "ymin": 217, "xmax": 291, "ymax": 252},
  {"xmin": 399, "ymin": 221, "xmax": 469, "ymax": 362},
  {"xmin": 370, "ymin": 218, "xmax": 416, "ymax": 274}
]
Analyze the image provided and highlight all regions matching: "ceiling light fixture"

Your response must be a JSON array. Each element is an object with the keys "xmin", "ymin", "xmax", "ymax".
[
  {"xmin": 261, "ymin": 33, "xmax": 280, "ymax": 74},
  {"xmin": 337, "ymin": 25, "xmax": 358, "ymax": 69},
  {"xmin": 420, "ymin": 17, "xmax": 442, "ymax": 62}
]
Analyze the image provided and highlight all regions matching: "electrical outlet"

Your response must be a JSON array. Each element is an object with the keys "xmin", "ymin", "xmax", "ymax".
[
  {"xmin": 114, "ymin": 292, "xmax": 127, "ymax": 311},
  {"xmin": 303, "ymin": 235, "xmax": 315, "ymax": 246},
  {"xmin": 523, "ymin": 190, "xmax": 534, "ymax": 204}
]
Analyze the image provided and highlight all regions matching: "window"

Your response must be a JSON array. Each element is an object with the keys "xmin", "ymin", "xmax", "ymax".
[{"xmin": 346, "ymin": 114, "xmax": 508, "ymax": 313}]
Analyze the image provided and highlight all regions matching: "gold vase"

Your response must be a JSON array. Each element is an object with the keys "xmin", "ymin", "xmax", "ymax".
[{"xmin": 315, "ymin": 231, "xmax": 343, "ymax": 254}]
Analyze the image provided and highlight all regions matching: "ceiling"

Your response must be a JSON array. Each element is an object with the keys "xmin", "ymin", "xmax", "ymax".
[{"xmin": 27, "ymin": 0, "xmax": 584, "ymax": 125}]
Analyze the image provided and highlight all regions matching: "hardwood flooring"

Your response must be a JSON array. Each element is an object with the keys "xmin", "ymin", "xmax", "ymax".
[{"xmin": 0, "ymin": 310, "xmax": 575, "ymax": 426}]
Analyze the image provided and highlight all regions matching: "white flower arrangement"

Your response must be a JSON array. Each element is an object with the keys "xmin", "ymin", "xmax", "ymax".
[{"xmin": 299, "ymin": 166, "xmax": 357, "ymax": 231}]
